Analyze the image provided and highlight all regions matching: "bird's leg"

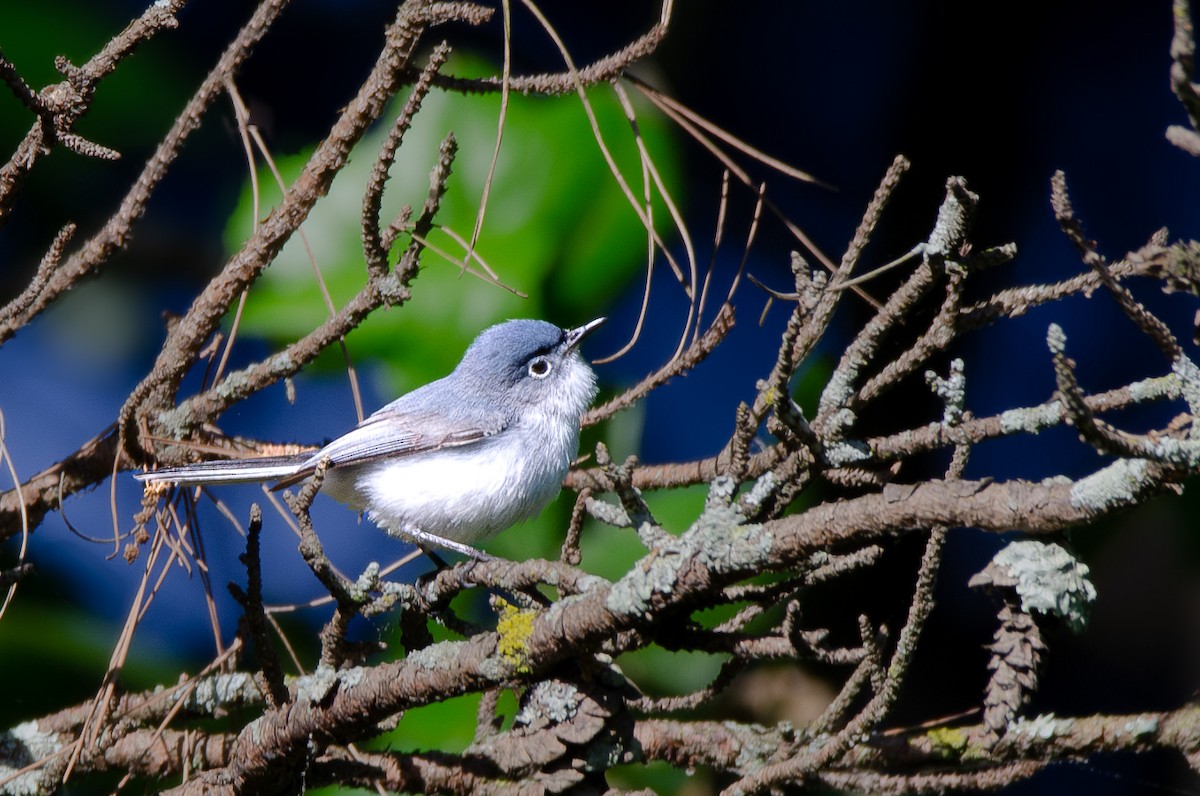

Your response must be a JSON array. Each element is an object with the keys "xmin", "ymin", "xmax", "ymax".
[
  {"xmin": 401, "ymin": 525, "xmax": 496, "ymax": 562},
  {"xmin": 408, "ymin": 529, "xmax": 549, "ymax": 611}
]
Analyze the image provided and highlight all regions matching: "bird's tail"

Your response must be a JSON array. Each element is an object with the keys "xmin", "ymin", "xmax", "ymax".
[{"xmin": 134, "ymin": 455, "xmax": 308, "ymax": 487}]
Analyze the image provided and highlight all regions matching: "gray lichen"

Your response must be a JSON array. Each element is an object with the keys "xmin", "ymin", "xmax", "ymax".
[
  {"xmin": 970, "ymin": 540, "xmax": 1096, "ymax": 632},
  {"xmin": 605, "ymin": 481, "xmax": 772, "ymax": 618},
  {"xmin": 296, "ymin": 665, "xmax": 340, "ymax": 703},
  {"xmin": 1126, "ymin": 373, "xmax": 1180, "ymax": 404},
  {"xmin": 926, "ymin": 358, "xmax": 966, "ymax": 426},
  {"xmin": 1172, "ymin": 354, "xmax": 1200, "ymax": 421},
  {"xmin": 515, "ymin": 680, "xmax": 578, "ymax": 726},
  {"xmin": 170, "ymin": 671, "xmax": 263, "ymax": 713},
  {"xmin": 1046, "ymin": 323, "xmax": 1067, "ymax": 355},
  {"xmin": 823, "ymin": 439, "xmax": 871, "ymax": 466},
  {"xmin": 585, "ymin": 497, "xmax": 633, "ymax": 528},
  {"xmin": 739, "ymin": 472, "xmax": 777, "ymax": 513},
  {"xmin": 1069, "ymin": 458, "xmax": 1150, "ymax": 513},
  {"xmin": 350, "ymin": 562, "xmax": 381, "ymax": 601},
  {"xmin": 817, "ymin": 369, "xmax": 862, "ymax": 431},
  {"xmin": 1008, "ymin": 713, "xmax": 1074, "ymax": 741},
  {"xmin": 925, "ymin": 179, "xmax": 977, "ymax": 256},
  {"xmin": 998, "ymin": 400, "xmax": 1063, "ymax": 436},
  {"xmin": 0, "ymin": 722, "xmax": 62, "ymax": 796}
]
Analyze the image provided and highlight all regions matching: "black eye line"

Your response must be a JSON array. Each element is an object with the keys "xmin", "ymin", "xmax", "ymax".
[
  {"xmin": 525, "ymin": 344, "xmax": 557, "ymax": 367},
  {"xmin": 521, "ymin": 338, "xmax": 560, "ymax": 377}
]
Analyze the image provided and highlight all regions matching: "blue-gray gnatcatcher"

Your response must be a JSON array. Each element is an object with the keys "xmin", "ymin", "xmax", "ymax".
[{"xmin": 136, "ymin": 318, "xmax": 605, "ymax": 559}]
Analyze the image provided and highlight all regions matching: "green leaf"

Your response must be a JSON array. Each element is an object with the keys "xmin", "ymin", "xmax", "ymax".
[{"xmin": 224, "ymin": 53, "xmax": 681, "ymax": 392}]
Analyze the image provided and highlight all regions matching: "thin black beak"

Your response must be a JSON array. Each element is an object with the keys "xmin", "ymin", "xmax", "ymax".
[{"xmin": 563, "ymin": 317, "xmax": 606, "ymax": 352}]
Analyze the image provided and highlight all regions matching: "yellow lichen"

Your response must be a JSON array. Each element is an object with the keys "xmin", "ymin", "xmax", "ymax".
[
  {"xmin": 495, "ymin": 599, "xmax": 536, "ymax": 674},
  {"xmin": 926, "ymin": 727, "xmax": 968, "ymax": 758}
]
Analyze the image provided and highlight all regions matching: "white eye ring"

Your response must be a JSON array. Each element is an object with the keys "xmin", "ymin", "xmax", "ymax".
[{"xmin": 528, "ymin": 357, "xmax": 552, "ymax": 379}]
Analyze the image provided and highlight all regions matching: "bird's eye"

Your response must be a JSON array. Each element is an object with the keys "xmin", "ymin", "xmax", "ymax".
[{"xmin": 528, "ymin": 357, "xmax": 552, "ymax": 379}]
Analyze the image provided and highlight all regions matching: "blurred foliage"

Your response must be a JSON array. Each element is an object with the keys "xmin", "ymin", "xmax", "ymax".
[
  {"xmin": 608, "ymin": 759, "xmax": 693, "ymax": 795},
  {"xmin": 0, "ymin": 595, "xmax": 186, "ymax": 727},
  {"xmin": 224, "ymin": 54, "xmax": 680, "ymax": 392}
]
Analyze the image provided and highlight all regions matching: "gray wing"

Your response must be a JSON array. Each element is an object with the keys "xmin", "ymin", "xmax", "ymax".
[{"xmin": 271, "ymin": 392, "xmax": 508, "ymax": 489}]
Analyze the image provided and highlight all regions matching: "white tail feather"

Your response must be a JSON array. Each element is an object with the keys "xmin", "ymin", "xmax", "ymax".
[{"xmin": 135, "ymin": 455, "xmax": 306, "ymax": 486}]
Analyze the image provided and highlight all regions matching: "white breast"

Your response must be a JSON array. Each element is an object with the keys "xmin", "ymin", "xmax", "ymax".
[{"xmin": 323, "ymin": 419, "xmax": 577, "ymax": 545}]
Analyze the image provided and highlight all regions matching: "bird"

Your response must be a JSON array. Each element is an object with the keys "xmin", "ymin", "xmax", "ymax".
[{"xmin": 136, "ymin": 318, "xmax": 605, "ymax": 559}]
